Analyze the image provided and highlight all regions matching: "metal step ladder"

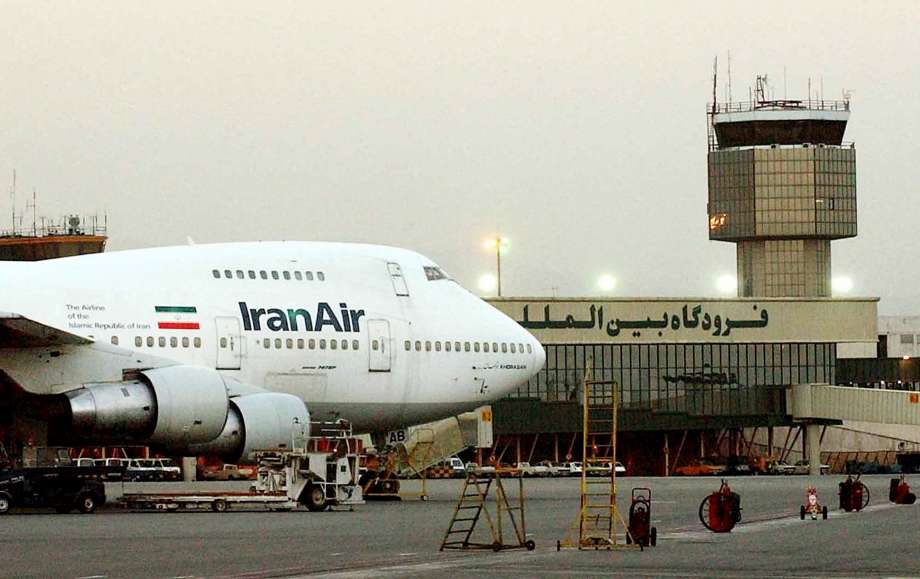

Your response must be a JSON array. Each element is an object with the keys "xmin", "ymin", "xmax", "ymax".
[
  {"xmin": 559, "ymin": 378, "xmax": 640, "ymax": 551},
  {"xmin": 440, "ymin": 470, "xmax": 535, "ymax": 552}
]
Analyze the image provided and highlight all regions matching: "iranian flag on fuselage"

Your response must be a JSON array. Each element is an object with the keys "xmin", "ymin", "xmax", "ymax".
[{"xmin": 155, "ymin": 306, "xmax": 200, "ymax": 330}]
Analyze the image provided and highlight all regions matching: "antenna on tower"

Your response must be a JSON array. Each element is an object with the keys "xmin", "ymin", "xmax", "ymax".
[
  {"xmin": 712, "ymin": 55, "xmax": 718, "ymax": 111},
  {"xmin": 727, "ymin": 50, "xmax": 732, "ymax": 103},
  {"xmin": 27, "ymin": 188, "xmax": 37, "ymax": 236},
  {"xmin": 9, "ymin": 170, "xmax": 15, "ymax": 235}
]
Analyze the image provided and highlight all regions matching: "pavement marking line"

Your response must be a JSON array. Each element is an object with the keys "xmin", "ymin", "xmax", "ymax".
[
  {"xmin": 302, "ymin": 550, "xmax": 533, "ymax": 578},
  {"xmin": 668, "ymin": 502, "xmax": 903, "ymax": 541}
]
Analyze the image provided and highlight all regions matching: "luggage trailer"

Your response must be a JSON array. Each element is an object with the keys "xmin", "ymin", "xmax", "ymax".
[{"xmin": 122, "ymin": 421, "xmax": 365, "ymax": 513}]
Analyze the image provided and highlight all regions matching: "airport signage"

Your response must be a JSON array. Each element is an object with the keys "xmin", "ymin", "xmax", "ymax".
[{"xmin": 488, "ymin": 298, "xmax": 878, "ymax": 344}]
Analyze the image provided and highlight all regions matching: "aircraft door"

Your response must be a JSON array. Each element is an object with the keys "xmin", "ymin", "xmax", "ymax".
[
  {"xmin": 387, "ymin": 262, "xmax": 409, "ymax": 297},
  {"xmin": 368, "ymin": 319, "xmax": 391, "ymax": 372},
  {"xmin": 215, "ymin": 316, "xmax": 242, "ymax": 370}
]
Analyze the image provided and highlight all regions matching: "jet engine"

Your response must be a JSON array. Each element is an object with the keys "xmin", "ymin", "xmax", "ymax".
[
  {"xmin": 186, "ymin": 392, "xmax": 310, "ymax": 463},
  {"xmin": 62, "ymin": 365, "xmax": 309, "ymax": 462}
]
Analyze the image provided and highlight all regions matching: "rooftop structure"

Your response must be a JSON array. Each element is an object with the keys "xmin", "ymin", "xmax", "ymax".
[{"xmin": 0, "ymin": 215, "xmax": 107, "ymax": 261}]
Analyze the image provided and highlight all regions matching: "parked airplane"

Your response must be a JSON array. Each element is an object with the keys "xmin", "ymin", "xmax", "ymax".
[{"xmin": 0, "ymin": 242, "xmax": 544, "ymax": 462}]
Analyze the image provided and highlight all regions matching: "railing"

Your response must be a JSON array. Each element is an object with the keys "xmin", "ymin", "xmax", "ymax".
[
  {"xmin": 0, "ymin": 214, "xmax": 107, "ymax": 239},
  {"xmin": 709, "ymin": 99, "xmax": 850, "ymax": 114}
]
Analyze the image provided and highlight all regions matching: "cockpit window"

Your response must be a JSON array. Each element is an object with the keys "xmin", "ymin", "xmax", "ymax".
[{"xmin": 424, "ymin": 266, "xmax": 449, "ymax": 281}]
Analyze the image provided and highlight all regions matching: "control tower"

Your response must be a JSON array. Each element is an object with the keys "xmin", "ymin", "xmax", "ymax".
[{"xmin": 707, "ymin": 76, "xmax": 856, "ymax": 297}]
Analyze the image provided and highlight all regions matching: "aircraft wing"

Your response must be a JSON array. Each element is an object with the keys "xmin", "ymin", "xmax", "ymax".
[{"xmin": 0, "ymin": 311, "xmax": 94, "ymax": 347}]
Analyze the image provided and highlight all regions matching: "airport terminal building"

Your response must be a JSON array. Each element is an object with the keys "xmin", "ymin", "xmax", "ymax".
[{"xmin": 485, "ymin": 297, "xmax": 877, "ymax": 472}]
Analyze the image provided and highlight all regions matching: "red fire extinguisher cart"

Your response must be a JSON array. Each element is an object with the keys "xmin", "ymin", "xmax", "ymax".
[{"xmin": 699, "ymin": 480, "xmax": 742, "ymax": 533}]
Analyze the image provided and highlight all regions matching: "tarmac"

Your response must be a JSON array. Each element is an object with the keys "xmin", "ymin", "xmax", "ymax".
[{"xmin": 0, "ymin": 474, "xmax": 917, "ymax": 578}]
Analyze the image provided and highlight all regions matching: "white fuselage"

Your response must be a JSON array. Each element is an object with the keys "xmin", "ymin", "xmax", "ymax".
[{"xmin": 0, "ymin": 242, "xmax": 545, "ymax": 432}]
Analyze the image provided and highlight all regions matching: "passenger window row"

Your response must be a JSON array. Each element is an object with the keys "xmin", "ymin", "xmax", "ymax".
[
  {"xmin": 116, "ymin": 336, "xmax": 203, "ymax": 349},
  {"xmin": 260, "ymin": 337, "xmax": 360, "ymax": 351},
  {"xmin": 211, "ymin": 269, "xmax": 326, "ymax": 282},
  {"xmin": 403, "ymin": 340, "xmax": 532, "ymax": 355}
]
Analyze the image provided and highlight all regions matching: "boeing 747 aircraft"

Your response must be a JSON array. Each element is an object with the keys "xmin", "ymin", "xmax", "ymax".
[{"xmin": 0, "ymin": 242, "xmax": 544, "ymax": 462}]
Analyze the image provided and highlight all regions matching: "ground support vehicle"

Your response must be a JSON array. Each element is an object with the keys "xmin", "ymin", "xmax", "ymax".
[
  {"xmin": 625, "ymin": 488, "xmax": 657, "ymax": 547},
  {"xmin": 201, "ymin": 464, "xmax": 256, "ymax": 481},
  {"xmin": 699, "ymin": 480, "xmax": 741, "ymax": 533},
  {"xmin": 0, "ymin": 466, "xmax": 115, "ymax": 514},
  {"xmin": 800, "ymin": 486, "xmax": 828, "ymax": 520},
  {"xmin": 122, "ymin": 422, "xmax": 363, "ymax": 513}
]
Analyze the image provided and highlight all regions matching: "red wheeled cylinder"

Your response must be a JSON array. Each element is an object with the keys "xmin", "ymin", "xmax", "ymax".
[
  {"xmin": 838, "ymin": 475, "xmax": 870, "ymax": 512},
  {"xmin": 626, "ymin": 487, "xmax": 657, "ymax": 547},
  {"xmin": 699, "ymin": 480, "xmax": 742, "ymax": 533},
  {"xmin": 889, "ymin": 475, "xmax": 916, "ymax": 505}
]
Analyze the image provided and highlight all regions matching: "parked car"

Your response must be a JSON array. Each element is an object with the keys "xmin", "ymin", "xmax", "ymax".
[
  {"xmin": 125, "ymin": 458, "xmax": 181, "ymax": 481},
  {"xmin": 768, "ymin": 460, "xmax": 796, "ymax": 475},
  {"xmin": 516, "ymin": 462, "xmax": 550, "ymax": 476},
  {"xmin": 538, "ymin": 461, "xmax": 565, "ymax": 477},
  {"xmin": 585, "ymin": 462, "xmax": 611, "ymax": 477},
  {"xmin": 614, "ymin": 461, "xmax": 626, "ymax": 475},
  {"xmin": 674, "ymin": 459, "xmax": 725, "ymax": 476},
  {"xmin": 791, "ymin": 460, "xmax": 830, "ymax": 475},
  {"xmin": 562, "ymin": 462, "xmax": 583, "ymax": 476},
  {"xmin": 201, "ymin": 464, "xmax": 256, "ymax": 481}
]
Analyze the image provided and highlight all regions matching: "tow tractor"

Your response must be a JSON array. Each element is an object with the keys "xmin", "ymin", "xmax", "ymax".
[
  {"xmin": 122, "ymin": 420, "xmax": 364, "ymax": 513},
  {"xmin": 0, "ymin": 464, "xmax": 119, "ymax": 514}
]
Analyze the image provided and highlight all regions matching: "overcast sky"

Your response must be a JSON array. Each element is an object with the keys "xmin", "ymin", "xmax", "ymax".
[{"xmin": 1, "ymin": 2, "xmax": 917, "ymax": 313}]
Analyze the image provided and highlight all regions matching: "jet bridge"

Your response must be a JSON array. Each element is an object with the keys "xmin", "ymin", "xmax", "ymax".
[{"xmin": 788, "ymin": 383, "xmax": 920, "ymax": 475}]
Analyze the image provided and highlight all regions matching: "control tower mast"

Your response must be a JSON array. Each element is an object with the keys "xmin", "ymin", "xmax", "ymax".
[{"xmin": 707, "ymin": 75, "xmax": 856, "ymax": 297}]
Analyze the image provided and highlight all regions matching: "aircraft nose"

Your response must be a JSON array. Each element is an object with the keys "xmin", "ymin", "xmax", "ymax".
[{"xmin": 534, "ymin": 339, "xmax": 546, "ymax": 371}]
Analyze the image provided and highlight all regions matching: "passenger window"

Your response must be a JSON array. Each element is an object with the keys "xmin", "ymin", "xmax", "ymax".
[
  {"xmin": 236, "ymin": 270, "xmax": 244, "ymax": 279},
  {"xmin": 294, "ymin": 271, "xmax": 303, "ymax": 281},
  {"xmin": 511, "ymin": 343, "xmax": 516, "ymax": 353},
  {"xmin": 111, "ymin": 336, "xmax": 119, "ymax": 346},
  {"xmin": 286, "ymin": 338, "xmax": 293, "ymax": 349},
  {"xmin": 283, "ymin": 271, "xmax": 291, "ymax": 280},
  {"xmin": 212, "ymin": 269, "xmax": 220, "ymax": 279},
  {"xmin": 271, "ymin": 271, "xmax": 279, "ymax": 280},
  {"xmin": 474, "ymin": 343, "xmax": 480, "ymax": 353},
  {"xmin": 455, "ymin": 341, "xmax": 461, "ymax": 352},
  {"xmin": 502, "ymin": 343, "xmax": 508, "ymax": 353},
  {"xmin": 445, "ymin": 341, "xmax": 451, "ymax": 352},
  {"xmin": 224, "ymin": 269, "xmax": 232, "ymax": 278},
  {"xmin": 275, "ymin": 338, "xmax": 282, "ymax": 349},
  {"xmin": 519, "ymin": 343, "xmax": 524, "ymax": 353},
  {"xmin": 260, "ymin": 270, "xmax": 268, "ymax": 280},
  {"xmin": 527, "ymin": 344, "xmax": 532, "ymax": 354},
  {"xmin": 492, "ymin": 342, "xmax": 498, "ymax": 352},
  {"xmin": 317, "ymin": 272, "xmax": 325, "ymax": 281},
  {"xmin": 147, "ymin": 336, "xmax": 154, "ymax": 347},
  {"xmin": 435, "ymin": 341, "xmax": 441, "ymax": 352},
  {"xmin": 297, "ymin": 339, "xmax": 304, "ymax": 349},
  {"xmin": 134, "ymin": 336, "xmax": 142, "ymax": 348},
  {"xmin": 465, "ymin": 342, "xmax": 471, "ymax": 352},
  {"xmin": 484, "ymin": 343, "xmax": 490, "ymax": 353},
  {"xmin": 194, "ymin": 337, "xmax": 202, "ymax": 348},
  {"xmin": 373, "ymin": 340, "xmax": 380, "ymax": 351},
  {"xmin": 415, "ymin": 341, "xmax": 421, "ymax": 351},
  {"xmin": 182, "ymin": 337, "xmax": 190, "ymax": 348},
  {"xmin": 170, "ymin": 337, "xmax": 178, "ymax": 348},
  {"xmin": 263, "ymin": 338, "xmax": 270, "ymax": 349},
  {"xmin": 342, "ymin": 339, "xmax": 349, "ymax": 350},
  {"xmin": 404, "ymin": 340, "xmax": 411, "ymax": 351},
  {"xmin": 158, "ymin": 337, "xmax": 166, "ymax": 347},
  {"xmin": 425, "ymin": 341, "xmax": 431, "ymax": 352},
  {"xmin": 319, "ymin": 339, "xmax": 327, "ymax": 349},
  {"xmin": 220, "ymin": 337, "xmax": 228, "ymax": 348},
  {"xmin": 330, "ymin": 339, "xmax": 337, "ymax": 350},
  {"xmin": 352, "ymin": 340, "xmax": 359, "ymax": 350},
  {"xmin": 305, "ymin": 271, "xmax": 314, "ymax": 281}
]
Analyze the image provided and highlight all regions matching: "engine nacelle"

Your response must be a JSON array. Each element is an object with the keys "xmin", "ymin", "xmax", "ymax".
[
  {"xmin": 187, "ymin": 393, "xmax": 309, "ymax": 463},
  {"xmin": 65, "ymin": 365, "xmax": 229, "ymax": 446}
]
